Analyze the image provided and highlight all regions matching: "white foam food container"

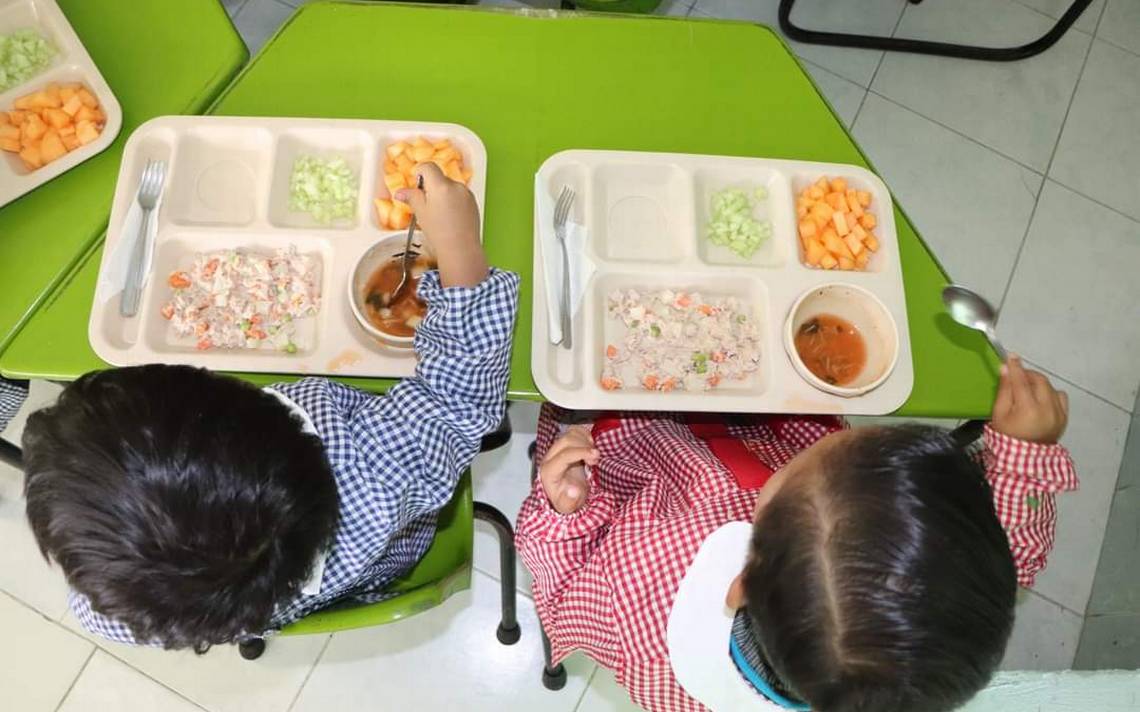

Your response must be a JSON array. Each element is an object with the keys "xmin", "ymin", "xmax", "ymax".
[
  {"xmin": 0, "ymin": 0, "xmax": 121, "ymax": 207},
  {"xmin": 88, "ymin": 115, "xmax": 486, "ymax": 379},
  {"xmin": 532, "ymin": 149, "xmax": 914, "ymax": 415}
]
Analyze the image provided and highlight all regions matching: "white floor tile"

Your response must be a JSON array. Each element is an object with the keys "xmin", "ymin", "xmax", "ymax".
[
  {"xmin": 0, "ymin": 592, "xmax": 93, "ymax": 712},
  {"xmin": 472, "ymin": 402, "xmax": 540, "ymax": 597},
  {"xmin": 874, "ymin": 0, "xmax": 1091, "ymax": 171},
  {"xmin": 62, "ymin": 611, "xmax": 328, "ymax": 712},
  {"xmin": 1026, "ymin": 368, "xmax": 1130, "ymax": 615},
  {"xmin": 232, "ymin": 0, "xmax": 296, "ymax": 55},
  {"xmin": 852, "ymin": 93, "xmax": 1043, "ymax": 300},
  {"xmin": 1000, "ymin": 181, "xmax": 1140, "ymax": 410},
  {"xmin": 1096, "ymin": 0, "xmax": 1140, "ymax": 55},
  {"xmin": 577, "ymin": 666, "xmax": 641, "ymax": 711},
  {"xmin": 1001, "ymin": 590, "xmax": 1084, "ymax": 670},
  {"xmin": 58, "ymin": 651, "xmax": 202, "ymax": 712},
  {"xmin": 291, "ymin": 569, "xmax": 594, "ymax": 712},
  {"xmin": 690, "ymin": 0, "xmax": 906, "ymax": 87},
  {"xmin": 0, "ymin": 459, "xmax": 73, "ymax": 620},
  {"xmin": 1050, "ymin": 40, "xmax": 1140, "ymax": 223},
  {"xmin": 804, "ymin": 62, "xmax": 866, "ymax": 127},
  {"xmin": 1015, "ymin": 0, "xmax": 1105, "ymax": 33}
]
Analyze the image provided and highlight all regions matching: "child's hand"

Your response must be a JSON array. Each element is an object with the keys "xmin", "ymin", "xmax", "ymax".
[
  {"xmin": 538, "ymin": 425, "xmax": 599, "ymax": 515},
  {"xmin": 991, "ymin": 355, "xmax": 1069, "ymax": 444},
  {"xmin": 395, "ymin": 163, "xmax": 488, "ymax": 289}
]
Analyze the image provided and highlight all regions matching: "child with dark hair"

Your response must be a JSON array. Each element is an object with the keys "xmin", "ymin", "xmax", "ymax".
[
  {"xmin": 22, "ymin": 163, "xmax": 519, "ymax": 652},
  {"xmin": 517, "ymin": 357, "xmax": 1076, "ymax": 712}
]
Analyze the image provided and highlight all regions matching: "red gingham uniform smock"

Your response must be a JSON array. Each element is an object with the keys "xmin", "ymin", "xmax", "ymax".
[{"xmin": 516, "ymin": 406, "xmax": 1079, "ymax": 711}]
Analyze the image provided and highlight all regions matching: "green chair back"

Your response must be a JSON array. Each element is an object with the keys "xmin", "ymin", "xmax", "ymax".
[{"xmin": 280, "ymin": 471, "xmax": 474, "ymax": 636}]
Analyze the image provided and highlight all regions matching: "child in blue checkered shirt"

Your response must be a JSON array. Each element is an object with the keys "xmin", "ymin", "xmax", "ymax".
[{"xmin": 21, "ymin": 164, "xmax": 519, "ymax": 651}]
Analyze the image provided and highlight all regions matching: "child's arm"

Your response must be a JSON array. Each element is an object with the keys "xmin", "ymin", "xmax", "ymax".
[
  {"xmin": 515, "ymin": 421, "xmax": 623, "ymax": 668},
  {"xmin": 355, "ymin": 164, "xmax": 518, "ymax": 516},
  {"xmin": 982, "ymin": 356, "xmax": 1078, "ymax": 587}
]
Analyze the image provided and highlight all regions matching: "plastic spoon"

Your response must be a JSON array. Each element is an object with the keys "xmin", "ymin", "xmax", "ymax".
[{"xmin": 941, "ymin": 285, "xmax": 1008, "ymax": 361}]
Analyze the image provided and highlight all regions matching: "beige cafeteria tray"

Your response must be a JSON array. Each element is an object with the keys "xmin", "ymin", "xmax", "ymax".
[
  {"xmin": 0, "ymin": 0, "xmax": 121, "ymax": 207},
  {"xmin": 88, "ymin": 115, "xmax": 486, "ymax": 378},
  {"xmin": 532, "ymin": 149, "xmax": 914, "ymax": 415}
]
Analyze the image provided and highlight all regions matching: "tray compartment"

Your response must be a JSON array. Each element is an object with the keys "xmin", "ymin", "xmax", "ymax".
[
  {"xmin": 588, "ymin": 269, "xmax": 770, "ymax": 401},
  {"xmin": 590, "ymin": 161, "xmax": 692, "ymax": 265},
  {"xmin": 787, "ymin": 167, "xmax": 891, "ymax": 274},
  {"xmin": 694, "ymin": 163, "xmax": 793, "ymax": 268},
  {"xmin": 167, "ymin": 127, "xmax": 273, "ymax": 227},
  {"xmin": 142, "ymin": 230, "xmax": 333, "ymax": 357},
  {"xmin": 268, "ymin": 128, "xmax": 371, "ymax": 230}
]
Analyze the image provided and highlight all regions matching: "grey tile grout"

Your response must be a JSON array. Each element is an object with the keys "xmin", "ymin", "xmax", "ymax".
[
  {"xmin": 285, "ymin": 634, "xmax": 335, "ymax": 712},
  {"xmin": 1023, "ymin": 357, "xmax": 1132, "ymax": 418},
  {"xmin": 572, "ymin": 664, "xmax": 601, "ymax": 711},
  {"xmin": 995, "ymin": 11, "xmax": 1101, "ymax": 317},
  {"xmin": 1029, "ymin": 587, "xmax": 1086, "ymax": 619},
  {"xmin": 51, "ymin": 647, "xmax": 95, "ymax": 712},
  {"xmin": 849, "ymin": 0, "xmax": 909, "ymax": 126}
]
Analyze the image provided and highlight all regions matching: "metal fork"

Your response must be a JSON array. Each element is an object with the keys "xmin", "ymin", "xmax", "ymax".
[
  {"xmin": 120, "ymin": 159, "xmax": 166, "ymax": 317},
  {"xmin": 553, "ymin": 186, "xmax": 576, "ymax": 349}
]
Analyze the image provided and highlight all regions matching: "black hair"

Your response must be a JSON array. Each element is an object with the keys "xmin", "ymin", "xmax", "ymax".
[
  {"xmin": 743, "ymin": 425, "xmax": 1016, "ymax": 712},
  {"xmin": 22, "ymin": 365, "xmax": 338, "ymax": 652}
]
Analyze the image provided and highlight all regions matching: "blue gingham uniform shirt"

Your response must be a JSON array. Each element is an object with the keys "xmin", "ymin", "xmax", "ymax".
[
  {"xmin": 0, "ymin": 377, "xmax": 28, "ymax": 434},
  {"xmin": 71, "ymin": 268, "xmax": 520, "ymax": 644}
]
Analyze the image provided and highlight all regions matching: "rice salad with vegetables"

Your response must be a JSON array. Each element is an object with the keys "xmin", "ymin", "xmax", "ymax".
[
  {"xmin": 161, "ymin": 247, "xmax": 320, "ymax": 352},
  {"xmin": 602, "ymin": 288, "xmax": 761, "ymax": 392}
]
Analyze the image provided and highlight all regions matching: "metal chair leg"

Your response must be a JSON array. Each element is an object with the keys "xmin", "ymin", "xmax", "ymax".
[
  {"xmin": 473, "ymin": 501, "xmax": 520, "ymax": 645},
  {"xmin": 541, "ymin": 627, "xmax": 567, "ymax": 691},
  {"xmin": 778, "ymin": 0, "xmax": 1094, "ymax": 62},
  {"xmin": 238, "ymin": 636, "xmax": 266, "ymax": 660},
  {"xmin": 0, "ymin": 439, "xmax": 22, "ymax": 470}
]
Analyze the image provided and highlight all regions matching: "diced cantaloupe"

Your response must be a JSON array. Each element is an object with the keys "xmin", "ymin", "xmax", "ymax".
[
  {"xmin": 856, "ymin": 191, "xmax": 871, "ymax": 207},
  {"xmin": 60, "ymin": 132, "xmax": 79, "ymax": 151},
  {"xmin": 19, "ymin": 143, "xmax": 43, "ymax": 169},
  {"xmin": 825, "ymin": 191, "xmax": 849, "ymax": 213},
  {"xmin": 384, "ymin": 172, "xmax": 406, "ymax": 194},
  {"xmin": 443, "ymin": 160, "xmax": 463, "ymax": 182},
  {"xmin": 805, "ymin": 238, "xmax": 827, "ymax": 266},
  {"xmin": 390, "ymin": 201, "xmax": 412, "ymax": 229},
  {"xmin": 383, "ymin": 159, "xmax": 397, "ymax": 174},
  {"xmin": 809, "ymin": 202, "xmax": 833, "ymax": 228},
  {"xmin": 374, "ymin": 198, "xmax": 393, "ymax": 227},
  {"xmin": 864, "ymin": 233, "xmax": 879, "ymax": 252},
  {"xmin": 820, "ymin": 253, "xmax": 838, "ymax": 270},
  {"xmin": 460, "ymin": 168, "xmax": 472, "ymax": 182},
  {"xmin": 822, "ymin": 230, "xmax": 848, "ymax": 259},
  {"xmin": 411, "ymin": 145, "xmax": 433, "ymax": 162},
  {"xmin": 21, "ymin": 114, "xmax": 46, "ymax": 141},
  {"xmin": 394, "ymin": 153, "xmax": 414, "ymax": 174},
  {"xmin": 61, "ymin": 95, "xmax": 82, "ymax": 117},
  {"xmin": 0, "ymin": 137, "xmax": 19, "ymax": 152},
  {"xmin": 76, "ymin": 88, "xmax": 98, "ymax": 108},
  {"xmin": 386, "ymin": 141, "xmax": 408, "ymax": 160},
  {"xmin": 431, "ymin": 138, "xmax": 451, "ymax": 151},
  {"xmin": 798, "ymin": 219, "xmax": 817, "ymax": 239},
  {"xmin": 830, "ymin": 178, "xmax": 847, "ymax": 193},
  {"xmin": 844, "ymin": 232, "xmax": 864, "ymax": 256},
  {"xmin": 855, "ymin": 252, "xmax": 869, "ymax": 269},
  {"xmin": 832, "ymin": 211, "xmax": 850, "ymax": 237},
  {"xmin": 39, "ymin": 130, "xmax": 66, "ymax": 163},
  {"xmin": 75, "ymin": 120, "xmax": 99, "ymax": 145},
  {"xmin": 860, "ymin": 213, "xmax": 877, "ymax": 230},
  {"xmin": 845, "ymin": 189, "xmax": 864, "ymax": 218},
  {"xmin": 838, "ymin": 255, "xmax": 855, "ymax": 270},
  {"xmin": 8, "ymin": 110, "xmax": 26, "ymax": 124},
  {"xmin": 58, "ymin": 84, "xmax": 77, "ymax": 103},
  {"xmin": 0, "ymin": 124, "xmax": 18, "ymax": 141},
  {"xmin": 43, "ymin": 108, "xmax": 70, "ymax": 129}
]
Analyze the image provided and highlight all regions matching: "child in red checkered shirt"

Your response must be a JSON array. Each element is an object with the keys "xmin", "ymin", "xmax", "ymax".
[{"xmin": 517, "ymin": 356, "xmax": 1077, "ymax": 712}]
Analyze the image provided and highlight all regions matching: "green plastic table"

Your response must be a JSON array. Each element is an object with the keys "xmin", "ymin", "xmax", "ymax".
[
  {"xmin": 0, "ymin": 3, "xmax": 999, "ymax": 418},
  {"xmin": 0, "ymin": 0, "xmax": 247, "ymax": 357}
]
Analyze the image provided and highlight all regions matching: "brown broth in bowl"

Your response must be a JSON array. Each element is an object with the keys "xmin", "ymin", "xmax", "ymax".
[
  {"xmin": 363, "ymin": 256, "xmax": 435, "ymax": 338},
  {"xmin": 794, "ymin": 313, "xmax": 867, "ymax": 386}
]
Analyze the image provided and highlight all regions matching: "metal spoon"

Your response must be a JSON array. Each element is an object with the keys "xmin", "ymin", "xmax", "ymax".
[
  {"xmin": 390, "ymin": 174, "xmax": 425, "ymax": 305},
  {"xmin": 941, "ymin": 284, "xmax": 1008, "ymax": 361}
]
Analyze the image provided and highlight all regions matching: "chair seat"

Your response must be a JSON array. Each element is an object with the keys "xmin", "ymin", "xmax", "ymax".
[{"xmin": 280, "ymin": 471, "xmax": 475, "ymax": 636}]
